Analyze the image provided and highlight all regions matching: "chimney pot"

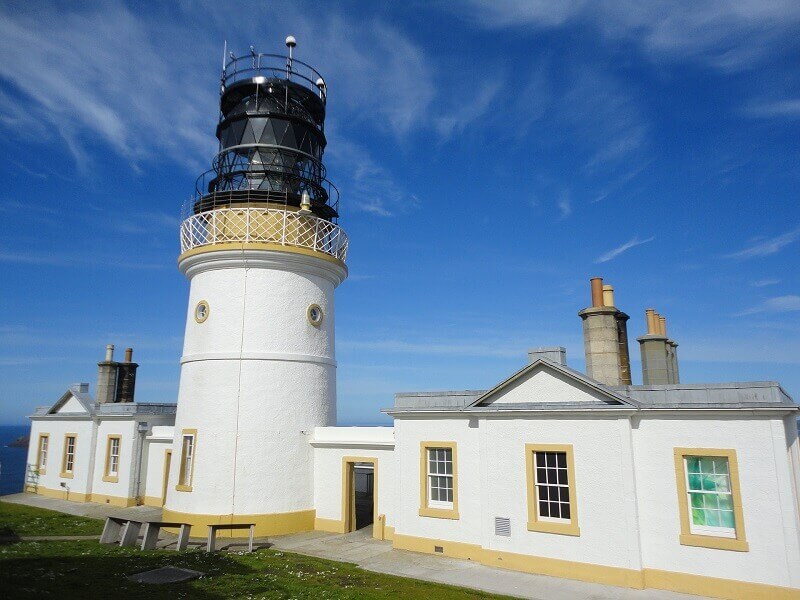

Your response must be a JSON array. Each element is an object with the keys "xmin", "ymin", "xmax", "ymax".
[
  {"xmin": 590, "ymin": 277, "xmax": 604, "ymax": 307},
  {"xmin": 645, "ymin": 309, "xmax": 657, "ymax": 335},
  {"xmin": 602, "ymin": 284, "xmax": 615, "ymax": 308},
  {"xmin": 124, "ymin": 347, "xmax": 133, "ymax": 363},
  {"xmin": 104, "ymin": 344, "xmax": 114, "ymax": 362},
  {"xmin": 659, "ymin": 316, "xmax": 667, "ymax": 336}
]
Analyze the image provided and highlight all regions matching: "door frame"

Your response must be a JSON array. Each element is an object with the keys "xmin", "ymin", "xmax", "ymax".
[
  {"xmin": 161, "ymin": 450, "xmax": 172, "ymax": 506},
  {"xmin": 341, "ymin": 456, "xmax": 378, "ymax": 534}
]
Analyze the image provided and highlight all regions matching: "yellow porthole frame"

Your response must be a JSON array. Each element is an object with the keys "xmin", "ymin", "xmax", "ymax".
[
  {"xmin": 194, "ymin": 300, "xmax": 210, "ymax": 323},
  {"xmin": 307, "ymin": 303, "xmax": 324, "ymax": 327}
]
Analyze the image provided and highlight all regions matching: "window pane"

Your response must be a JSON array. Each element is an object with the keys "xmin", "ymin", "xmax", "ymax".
[
  {"xmin": 546, "ymin": 453, "xmax": 556, "ymax": 468},
  {"xmin": 713, "ymin": 458, "xmax": 729, "ymax": 474},
  {"xmin": 536, "ymin": 468, "xmax": 547, "ymax": 484},
  {"xmin": 538, "ymin": 485, "xmax": 548, "ymax": 501},
  {"xmin": 703, "ymin": 494, "xmax": 718, "ymax": 509},
  {"xmin": 702, "ymin": 475, "xmax": 717, "ymax": 492},
  {"xmin": 557, "ymin": 468, "xmax": 568, "ymax": 485},
  {"xmin": 699, "ymin": 457, "xmax": 715, "ymax": 473},
  {"xmin": 706, "ymin": 510, "xmax": 720, "ymax": 527},
  {"xmin": 561, "ymin": 503, "xmax": 570, "ymax": 520},
  {"xmin": 547, "ymin": 468, "xmax": 557, "ymax": 483},
  {"xmin": 556, "ymin": 453, "xmax": 566, "ymax": 468},
  {"xmin": 688, "ymin": 473, "xmax": 702, "ymax": 491},
  {"xmin": 445, "ymin": 489, "xmax": 453, "ymax": 502},
  {"xmin": 444, "ymin": 461, "xmax": 452, "ymax": 475},
  {"xmin": 714, "ymin": 475, "xmax": 730, "ymax": 493},
  {"xmin": 690, "ymin": 492, "xmax": 704, "ymax": 508},
  {"xmin": 718, "ymin": 494, "xmax": 733, "ymax": 510},
  {"xmin": 686, "ymin": 457, "xmax": 700, "ymax": 473},
  {"xmin": 559, "ymin": 487, "xmax": 570, "ymax": 502},
  {"xmin": 691, "ymin": 508, "xmax": 706, "ymax": 526},
  {"xmin": 549, "ymin": 502, "xmax": 560, "ymax": 517},
  {"xmin": 720, "ymin": 510, "xmax": 735, "ymax": 528},
  {"xmin": 539, "ymin": 501, "xmax": 549, "ymax": 517}
]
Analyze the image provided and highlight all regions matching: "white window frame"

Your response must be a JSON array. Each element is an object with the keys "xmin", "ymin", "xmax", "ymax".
[
  {"xmin": 108, "ymin": 437, "xmax": 120, "ymax": 476},
  {"xmin": 684, "ymin": 456, "xmax": 736, "ymax": 539},
  {"xmin": 38, "ymin": 435, "xmax": 49, "ymax": 470},
  {"xmin": 179, "ymin": 434, "xmax": 195, "ymax": 487},
  {"xmin": 534, "ymin": 450, "xmax": 571, "ymax": 524},
  {"xmin": 64, "ymin": 435, "xmax": 76, "ymax": 473},
  {"xmin": 426, "ymin": 447, "xmax": 454, "ymax": 509}
]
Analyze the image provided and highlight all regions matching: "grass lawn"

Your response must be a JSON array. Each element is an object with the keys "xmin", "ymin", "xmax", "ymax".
[
  {"xmin": 0, "ymin": 541, "xmax": 513, "ymax": 600},
  {"xmin": 0, "ymin": 502, "xmax": 513, "ymax": 599},
  {"xmin": 0, "ymin": 501, "xmax": 104, "ymax": 537}
]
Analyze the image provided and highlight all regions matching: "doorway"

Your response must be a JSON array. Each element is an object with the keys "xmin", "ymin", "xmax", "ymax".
[{"xmin": 343, "ymin": 458, "xmax": 376, "ymax": 533}]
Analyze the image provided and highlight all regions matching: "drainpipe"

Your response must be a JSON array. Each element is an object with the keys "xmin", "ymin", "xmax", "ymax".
[{"xmin": 132, "ymin": 422, "xmax": 149, "ymax": 505}]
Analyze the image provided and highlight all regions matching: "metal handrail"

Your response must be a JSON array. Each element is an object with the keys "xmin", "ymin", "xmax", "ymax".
[
  {"xmin": 222, "ymin": 53, "xmax": 326, "ymax": 101},
  {"xmin": 180, "ymin": 206, "xmax": 349, "ymax": 262}
]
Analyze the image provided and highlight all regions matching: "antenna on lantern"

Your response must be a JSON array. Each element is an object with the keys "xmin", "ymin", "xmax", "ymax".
[{"xmin": 285, "ymin": 35, "xmax": 296, "ymax": 77}]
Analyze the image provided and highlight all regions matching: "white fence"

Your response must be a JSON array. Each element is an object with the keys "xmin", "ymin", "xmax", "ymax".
[{"xmin": 180, "ymin": 207, "xmax": 349, "ymax": 262}]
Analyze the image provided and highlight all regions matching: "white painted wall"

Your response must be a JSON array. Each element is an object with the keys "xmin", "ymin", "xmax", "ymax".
[
  {"xmin": 311, "ymin": 427, "xmax": 396, "ymax": 527},
  {"xmin": 484, "ymin": 367, "xmax": 611, "ymax": 405},
  {"xmin": 142, "ymin": 433, "xmax": 173, "ymax": 504},
  {"xmin": 26, "ymin": 417, "xmax": 95, "ymax": 498},
  {"xmin": 165, "ymin": 250, "xmax": 345, "ymax": 518},
  {"xmin": 90, "ymin": 420, "xmax": 136, "ymax": 501},
  {"xmin": 633, "ymin": 415, "xmax": 800, "ymax": 588}
]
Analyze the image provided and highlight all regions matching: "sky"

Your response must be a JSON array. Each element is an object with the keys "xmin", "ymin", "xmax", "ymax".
[{"xmin": 0, "ymin": 0, "xmax": 798, "ymax": 425}]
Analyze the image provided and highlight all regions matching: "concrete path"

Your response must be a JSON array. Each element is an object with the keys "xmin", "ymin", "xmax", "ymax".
[
  {"xmin": 3, "ymin": 493, "xmax": 707, "ymax": 600},
  {"xmin": 269, "ymin": 527, "xmax": 706, "ymax": 600},
  {"xmin": 1, "ymin": 492, "xmax": 162, "ymax": 522}
]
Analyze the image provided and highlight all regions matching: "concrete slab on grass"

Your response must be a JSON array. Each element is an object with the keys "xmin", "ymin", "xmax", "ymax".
[{"xmin": 127, "ymin": 566, "xmax": 203, "ymax": 584}]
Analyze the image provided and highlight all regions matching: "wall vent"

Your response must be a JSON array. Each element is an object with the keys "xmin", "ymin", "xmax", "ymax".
[
  {"xmin": 494, "ymin": 517, "xmax": 511, "ymax": 537},
  {"xmin": 434, "ymin": 545, "xmax": 444, "ymax": 553}
]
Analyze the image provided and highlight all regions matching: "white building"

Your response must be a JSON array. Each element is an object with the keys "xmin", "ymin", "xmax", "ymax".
[{"xmin": 23, "ymin": 41, "xmax": 800, "ymax": 600}]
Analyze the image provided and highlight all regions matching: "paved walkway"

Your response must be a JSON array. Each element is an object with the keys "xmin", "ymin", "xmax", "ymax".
[
  {"xmin": 1, "ymin": 492, "xmax": 162, "ymax": 522},
  {"xmin": 2, "ymin": 493, "xmax": 706, "ymax": 600}
]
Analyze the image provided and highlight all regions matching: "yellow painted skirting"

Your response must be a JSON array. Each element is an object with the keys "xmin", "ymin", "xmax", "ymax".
[
  {"xmin": 25, "ymin": 485, "xmax": 136, "ymax": 507},
  {"xmin": 161, "ymin": 507, "xmax": 315, "ymax": 538},
  {"xmin": 141, "ymin": 496, "xmax": 164, "ymax": 508},
  {"xmin": 643, "ymin": 569, "xmax": 800, "ymax": 600},
  {"xmin": 391, "ymin": 533, "xmax": 800, "ymax": 600},
  {"xmin": 314, "ymin": 517, "xmax": 346, "ymax": 533}
]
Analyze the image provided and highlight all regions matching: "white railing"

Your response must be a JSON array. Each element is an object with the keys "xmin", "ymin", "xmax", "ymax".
[{"xmin": 180, "ymin": 207, "xmax": 349, "ymax": 262}]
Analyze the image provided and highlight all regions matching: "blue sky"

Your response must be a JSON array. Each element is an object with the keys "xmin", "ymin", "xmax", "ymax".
[{"xmin": 0, "ymin": 0, "xmax": 798, "ymax": 425}]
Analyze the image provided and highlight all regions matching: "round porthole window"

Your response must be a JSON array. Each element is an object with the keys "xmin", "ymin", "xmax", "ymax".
[
  {"xmin": 194, "ymin": 300, "xmax": 210, "ymax": 323},
  {"xmin": 307, "ymin": 303, "xmax": 323, "ymax": 327}
]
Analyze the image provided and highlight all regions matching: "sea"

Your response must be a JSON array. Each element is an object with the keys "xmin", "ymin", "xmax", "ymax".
[{"xmin": 0, "ymin": 425, "xmax": 28, "ymax": 496}]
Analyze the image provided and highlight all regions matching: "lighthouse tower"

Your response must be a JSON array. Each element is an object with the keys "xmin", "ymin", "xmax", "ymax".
[{"xmin": 163, "ymin": 38, "xmax": 348, "ymax": 535}]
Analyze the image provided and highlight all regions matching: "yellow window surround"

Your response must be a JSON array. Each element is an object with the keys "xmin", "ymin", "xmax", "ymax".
[
  {"xmin": 525, "ymin": 443, "xmax": 580, "ymax": 536},
  {"xmin": 102, "ymin": 434, "xmax": 122, "ymax": 483},
  {"xmin": 419, "ymin": 441, "xmax": 459, "ymax": 520},
  {"xmin": 175, "ymin": 428, "xmax": 197, "ymax": 492},
  {"xmin": 60, "ymin": 433, "xmax": 77, "ymax": 479},
  {"xmin": 36, "ymin": 433, "xmax": 49, "ymax": 475},
  {"xmin": 673, "ymin": 447, "xmax": 748, "ymax": 552}
]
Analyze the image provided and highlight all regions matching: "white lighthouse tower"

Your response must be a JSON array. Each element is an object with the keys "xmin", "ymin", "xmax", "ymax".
[{"xmin": 163, "ymin": 38, "xmax": 348, "ymax": 535}]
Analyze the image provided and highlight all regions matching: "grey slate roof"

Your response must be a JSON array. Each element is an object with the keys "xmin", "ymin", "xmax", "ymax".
[
  {"xmin": 31, "ymin": 383, "xmax": 177, "ymax": 418},
  {"xmin": 388, "ymin": 360, "xmax": 798, "ymax": 415}
]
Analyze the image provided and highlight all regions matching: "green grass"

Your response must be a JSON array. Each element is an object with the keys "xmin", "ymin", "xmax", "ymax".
[
  {"xmin": 0, "ymin": 541, "xmax": 512, "ymax": 599},
  {"xmin": 0, "ymin": 503, "xmax": 511, "ymax": 599},
  {"xmin": 0, "ymin": 501, "xmax": 104, "ymax": 537}
]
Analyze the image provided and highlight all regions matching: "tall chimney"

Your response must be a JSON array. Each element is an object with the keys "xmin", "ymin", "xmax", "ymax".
[
  {"xmin": 116, "ymin": 348, "xmax": 138, "ymax": 403},
  {"xmin": 638, "ymin": 310, "xmax": 671, "ymax": 385},
  {"xmin": 96, "ymin": 344, "xmax": 118, "ymax": 404},
  {"xmin": 578, "ymin": 278, "xmax": 632, "ymax": 386}
]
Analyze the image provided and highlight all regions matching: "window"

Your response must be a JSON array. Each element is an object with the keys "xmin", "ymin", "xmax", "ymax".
[
  {"xmin": 194, "ymin": 300, "xmax": 209, "ymax": 323},
  {"xmin": 176, "ymin": 429, "xmax": 196, "ymax": 492},
  {"xmin": 37, "ymin": 434, "xmax": 49, "ymax": 474},
  {"xmin": 674, "ymin": 448, "xmax": 748, "ymax": 551},
  {"xmin": 418, "ymin": 442, "xmax": 459, "ymax": 519},
  {"xmin": 103, "ymin": 435, "xmax": 121, "ymax": 483},
  {"xmin": 526, "ymin": 444, "xmax": 580, "ymax": 536},
  {"xmin": 61, "ymin": 434, "xmax": 77, "ymax": 478}
]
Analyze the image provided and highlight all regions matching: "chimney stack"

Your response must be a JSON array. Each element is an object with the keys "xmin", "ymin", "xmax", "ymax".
[
  {"xmin": 637, "ymin": 311, "xmax": 679, "ymax": 384},
  {"xmin": 527, "ymin": 346, "xmax": 567, "ymax": 366},
  {"xmin": 578, "ymin": 278, "xmax": 632, "ymax": 386},
  {"xmin": 95, "ymin": 344, "xmax": 139, "ymax": 403}
]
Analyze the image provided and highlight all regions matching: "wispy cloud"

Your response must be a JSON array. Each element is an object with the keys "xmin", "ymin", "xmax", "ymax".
[
  {"xmin": 736, "ymin": 295, "xmax": 800, "ymax": 316},
  {"xmin": 435, "ymin": 78, "xmax": 502, "ymax": 140},
  {"xmin": 557, "ymin": 191, "xmax": 572, "ymax": 219},
  {"xmin": 742, "ymin": 98, "xmax": 800, "ymax": 119},
  {"xmin": 724, "ymin": 227, "xmax": 800, "ymax": 259},
  {"xmin": 595, "ymin": 235, "xmax": 655, "ymax": 263},
  {"xmin": 750, "ymin": 278, "xmax": 780, "ymax": 288},
  {"xmin": 0, "ymin": 252, "xmax": 168, "ymax": 270},
  {"xmin": 457, "ymin": 0, "xmax": 800, "ymax": 71}
]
